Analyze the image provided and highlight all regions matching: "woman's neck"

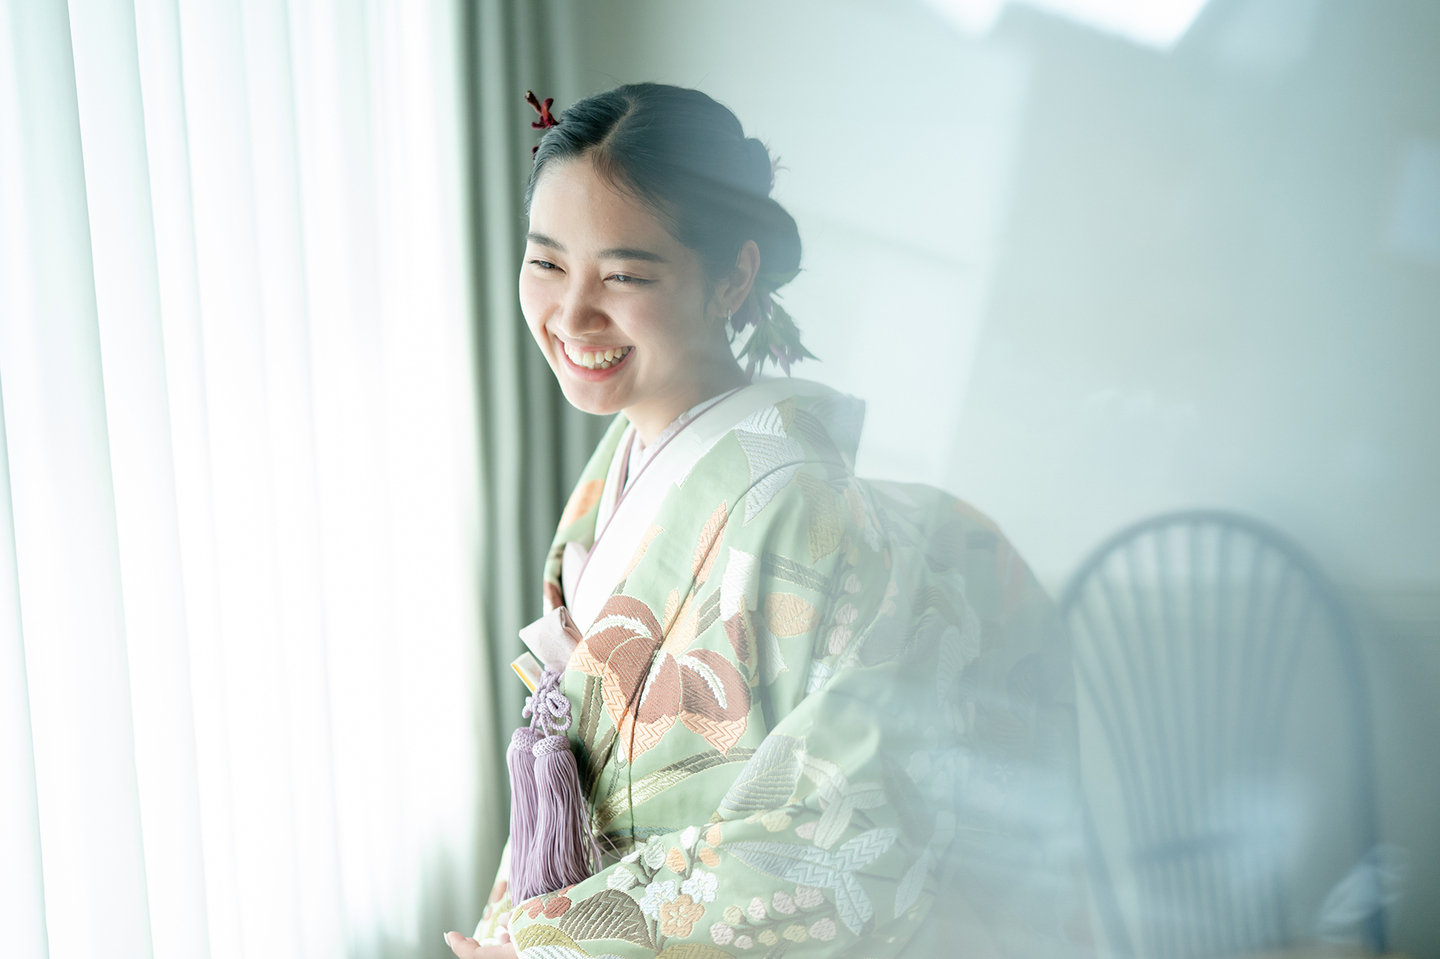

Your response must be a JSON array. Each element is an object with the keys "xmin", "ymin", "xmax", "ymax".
[{"xmin": 624, "ymin": 361, "xmax": 747, "ymax": 446}]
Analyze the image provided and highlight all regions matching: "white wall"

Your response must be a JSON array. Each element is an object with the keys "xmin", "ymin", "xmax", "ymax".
[{"xmin": 563, "ymin": 0, "xmax": 1440, "ymax": 954}]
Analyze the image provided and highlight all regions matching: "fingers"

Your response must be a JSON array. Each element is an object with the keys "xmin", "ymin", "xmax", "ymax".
[
  {"xmin": 444, "ymin": 933, "xmax": 519, "ymax": 959},
  {"xmin": 443, "ymin": 931, "xmax": 482, "ymax": 958}
]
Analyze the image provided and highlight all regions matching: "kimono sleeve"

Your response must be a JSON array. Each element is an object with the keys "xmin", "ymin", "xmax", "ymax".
[{"xmin": 507, "ymin": 466, "xmax": 952, "ymax": 958}]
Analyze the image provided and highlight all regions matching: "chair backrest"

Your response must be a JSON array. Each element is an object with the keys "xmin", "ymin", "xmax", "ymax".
[{"xmin": 1059, "ymin": 510, "xmax": 1384, "ymax": 959}]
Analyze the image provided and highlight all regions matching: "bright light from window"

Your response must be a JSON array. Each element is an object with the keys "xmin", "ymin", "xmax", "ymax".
[
  {"xmin": 921, "ymin": 0, "xmax": 1009, "ymax": 35},
  {"xmin": 921, "ymin": 0, "xmax": 1213, "ymax": 49}
]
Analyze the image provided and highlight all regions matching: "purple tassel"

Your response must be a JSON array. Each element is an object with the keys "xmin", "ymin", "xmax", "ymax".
[
  {"xmin": 506, "ymin": 725, "xmax": 541, "ymax": 897},
  {"xmin": 529, "ymin": 734, "xmax": 597, "ymax": 896},
  {"xmin": 508, "ymin": 668, "xmax": 598, "ymax": 903}
]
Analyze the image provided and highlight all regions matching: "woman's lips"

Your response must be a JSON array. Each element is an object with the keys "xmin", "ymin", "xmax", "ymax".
[{"xmin": 556, "ymin": 337, "xmax": 634, "ymax": 381}]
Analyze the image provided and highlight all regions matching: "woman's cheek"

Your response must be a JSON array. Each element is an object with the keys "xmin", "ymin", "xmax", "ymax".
[
  {"xmin": 517, "ymin": 279, "xmax": 553, "ymax": 352},
  {"xmin": 620, "ymin": 295, "xmax": 677, "ymax": 351}
]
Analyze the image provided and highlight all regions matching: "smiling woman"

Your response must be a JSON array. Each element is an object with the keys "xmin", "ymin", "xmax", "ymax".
[
  {"xmin": 445, "ymin": 84, "xmax": 1085, "ymax": 959},
  {"xmin": 516, "ymin": 84, "xmax": 796, "ymax": 442},
  {"xmin": 519, "ymin": 155, "xmax": 751, "ymax": 439}
]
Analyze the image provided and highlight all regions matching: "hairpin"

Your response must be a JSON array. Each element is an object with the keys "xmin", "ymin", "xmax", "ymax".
[{"xmin": 526, "ymin": 91, "xmax": 559, "ymax": 156}]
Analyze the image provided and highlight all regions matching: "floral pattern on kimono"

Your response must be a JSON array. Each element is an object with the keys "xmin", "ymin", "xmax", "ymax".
[{"xmin": 475, "ymin": 386, "xmax": 1089, "ymax": 959}]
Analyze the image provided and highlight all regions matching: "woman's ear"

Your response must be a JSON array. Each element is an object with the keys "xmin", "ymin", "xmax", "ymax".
[{"xmin": 713, "ymin": 240, "xmax": 761, "ymax": 317}]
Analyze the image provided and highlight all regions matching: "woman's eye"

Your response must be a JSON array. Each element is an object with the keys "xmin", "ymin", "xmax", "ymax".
[
  {"xmin": 608, "ymin": 273, "xmax": 649, "ymax": 284},
  {"xmin": 529, "ymin": 258, "xmax": 559, "ymax": 271}
]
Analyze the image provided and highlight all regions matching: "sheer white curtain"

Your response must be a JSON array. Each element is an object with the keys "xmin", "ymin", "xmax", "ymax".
[{"xmin": 0, "ymin": 1, "xmax": 488, "ymax": 958}]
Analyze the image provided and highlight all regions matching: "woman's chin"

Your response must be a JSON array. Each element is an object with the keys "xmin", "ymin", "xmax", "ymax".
[{"xmin": 557, "ymin": 377, "xmax": 629, "ymax": 417}]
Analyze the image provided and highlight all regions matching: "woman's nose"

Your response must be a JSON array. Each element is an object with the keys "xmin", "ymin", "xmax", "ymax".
[{"xmin": 553, "ymin": 280, "xmax": 607, "ymax": 337}]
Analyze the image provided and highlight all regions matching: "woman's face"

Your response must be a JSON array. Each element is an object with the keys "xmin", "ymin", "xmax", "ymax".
[{"xmin": 520, "ymin": 155, "xmax": 746, "ymax": 440}]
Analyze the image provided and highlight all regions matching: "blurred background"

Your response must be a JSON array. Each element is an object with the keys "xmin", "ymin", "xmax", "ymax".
[{"xmin": 1, "ymin": 0, "xmax": 1435, "ymax": 958}]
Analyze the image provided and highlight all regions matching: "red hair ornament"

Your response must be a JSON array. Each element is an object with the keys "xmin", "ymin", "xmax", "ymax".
[{"xmin": 526, "ymin": 90, "xmax": 560, "ymax": 156}]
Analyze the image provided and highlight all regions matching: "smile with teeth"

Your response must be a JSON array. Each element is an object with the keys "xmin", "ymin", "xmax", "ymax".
[{"xmin": 563, "ymin": 341, "xmax": 632, "ymax": 370}]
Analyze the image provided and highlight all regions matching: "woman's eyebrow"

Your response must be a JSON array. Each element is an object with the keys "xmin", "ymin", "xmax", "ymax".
[
  {"xmin": 525, "ymin": 233, "xmax": 666, "ymax": 264},
  {"xmin": 598, "ymin": 246, "xmax": 668, "ymax": 263}
]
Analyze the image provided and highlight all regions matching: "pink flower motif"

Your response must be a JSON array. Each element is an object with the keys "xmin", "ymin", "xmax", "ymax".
[
  {"xmin": 735, "ymin": 934, "xmax": 755, "ymax": 950},
  {"xmin": 771, "ymin": 890, "xmax": 796, "ymax": 914},
  {"xmin": 711, "ymin": 922, "xmax": 735, "ymax": 945},
  {"xmin": 659, "ymin": 894, "xmax": 706, "ymax": 938},
  {"xmin": 747, "ymin": 896, "xmax": 768, "ymax": 922}
]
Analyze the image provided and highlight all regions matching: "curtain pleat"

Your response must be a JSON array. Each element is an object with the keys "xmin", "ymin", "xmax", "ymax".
[
  {"xmin": 0, "ymin": 387, "xmax": 48, "ymax": 959},
  {"xmin": 0, "ymin": 3, "xmax": 156, "ymax": 958},
  {"xmin": 131, "ymin": 2, "xmax": 248, "ymax": 953},
  {"xmin": 69, "ymin": 2, "xmax": 214, "ymax": 958},
  {"xmin": 0, "ymin": 9, "xmax": 50, "ymax": 956}
]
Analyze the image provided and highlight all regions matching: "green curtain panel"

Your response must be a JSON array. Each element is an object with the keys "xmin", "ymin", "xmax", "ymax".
[{"xmin": 463, "ymin": 0, "xmax": 611, "ymax": 889}]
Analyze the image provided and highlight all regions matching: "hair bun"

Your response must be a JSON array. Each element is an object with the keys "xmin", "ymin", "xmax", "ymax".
[
  {"xmin": 741, "ymin": 138, "xmax": 774, "ymax": 196},
  {"xmin": 755, "ymin": 198, "xmax": 802, "ymax": 280},
  {"xmin": 528, "ymin": 84, "xmax": 801, "ymax": 288}
]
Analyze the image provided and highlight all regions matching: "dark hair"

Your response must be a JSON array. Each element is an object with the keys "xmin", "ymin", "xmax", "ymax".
[{"xmin": 526, "ymin": 83, "xmax": 801, "ymax": 292}]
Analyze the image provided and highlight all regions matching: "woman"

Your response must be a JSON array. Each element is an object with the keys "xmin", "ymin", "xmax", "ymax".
[{"xmin": 446, "ymin": 84, "xmax": 1083, "ymax": 959}]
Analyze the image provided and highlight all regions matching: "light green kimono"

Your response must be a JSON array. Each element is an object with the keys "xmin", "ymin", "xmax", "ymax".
[{"xmin": 478, "ymin": 384, "xmax": 1088, "ymax": 958}]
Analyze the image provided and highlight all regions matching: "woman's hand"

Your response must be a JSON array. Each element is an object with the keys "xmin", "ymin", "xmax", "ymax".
[
  {"xmin": 443, "ymin": 930, "xmax": 517, "ymax": 959},
  {"xmin": 446, "ymin": 900, "xmax": 515, "ymax": 958}
]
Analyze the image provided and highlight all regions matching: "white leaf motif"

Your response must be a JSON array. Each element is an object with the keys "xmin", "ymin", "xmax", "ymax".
[
  {"xmin": 522, "ymin": 949, "xmax": 627, "ymax": 959},
  {"xmin": 798, "ymin": 752, "xmax": 845, "ymax": 799},
  {"xmin": 720, "ymin": 733, "xmax": 805, "ymax": 814},
  {"xmin": 832, "ymin": 827, "xmax": 898, "ymax": 872},
  {"xmin": 760, "ymin": 622, "xmax": 788, "ymax": 684},
  {"xmin": 734, "ymin": 406, "xmax": 803, "ymax": 523},
  {"xmin": 806, "ymin": 660, "xmax": 835, "ymax": 694},
  {"xmin": 833, "ymin": 871, "xmax": 874, "ymax": 935},
  {"xmin": 723, "ymin": 836, "xmax": 888, "ymax": 936},
  {"xmin": 814, "ymin": 782, "xmax": 886, "ymax": 849},
  {"xmin": 894, "ymin": 850, "xmax": 929, "ymax": 918},
  {"xmin": 720, "ymin": 547, "xmax": 760, "ymax": 619},
  {"xmin": 798, "ymin": 753, "xmax": 888, "ymax": 848}
]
